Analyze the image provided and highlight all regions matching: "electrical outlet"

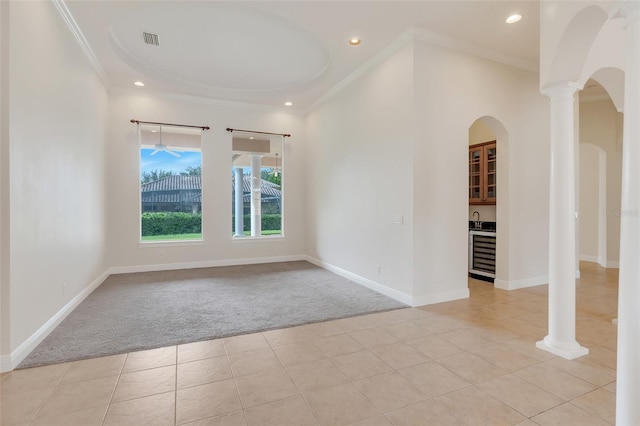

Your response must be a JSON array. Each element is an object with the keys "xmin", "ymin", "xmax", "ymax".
[
  {"xmin": 393, "ymin": 215, "xmax": 404, "ymax": 224},
  {"xmin": 376, "ymin": 265, "xmax": 381, "ymax": 275}
]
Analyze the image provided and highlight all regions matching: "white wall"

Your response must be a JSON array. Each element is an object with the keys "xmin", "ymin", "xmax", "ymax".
[
  {"xmin": 413, "ymin": 41, "xmax": 550, "ymax": 294},
  {"xmin": 306, "ymin": 38, "xmax": 551, "ymax": 303},
  {"xmin": 305, "ymin": 43, "xmax": 415, "ymax": 300},
  {"xmin": 579, "ymin": 144, "xmax": 601, "ymax": 261},
  {"xmin": 106, "ymin": 93, "xmax": 306, "ymax": 270},
  {"xmin": 6, "ymin": 1, "xmax": 109, "ymax": 359},
  {"xmin": 579, "ymin": 99, "xmax": 622, "ymax": 266},
  {"xmin": 0, "ymin": 0, "xmax": 10, "ymax": 363}
]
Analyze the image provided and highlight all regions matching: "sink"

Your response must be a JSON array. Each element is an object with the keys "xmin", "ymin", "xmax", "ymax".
[{"xmin": 468, "ymin": 221, "xmax": 497, "ymax": 232}]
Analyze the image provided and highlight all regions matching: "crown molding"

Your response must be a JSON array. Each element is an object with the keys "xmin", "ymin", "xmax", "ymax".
[
  {"xmin": 52, "ymin": 0, "xmax": 538, "ymax": 117},
  {"xmin": 304, "ymin": 30, "xmax": 415, "ymax": 115},
  {"xmin": 109, "ymin": 86, "xmax": 306, "ymax": 116},
  {"xmin": 52, "ymin": 0, "xmax": 110, "ymax": 87},
  {"xmin": 304, "ymin": 26, "xmax": 539, "ymax": 115},
  {"xmin": 411, "ymin": 27, "xmax": 538, "ymax": 74}
]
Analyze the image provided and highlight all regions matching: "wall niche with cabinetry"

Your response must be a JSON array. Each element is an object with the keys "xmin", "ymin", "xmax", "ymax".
[{"xmin": 469, "ymin": 141, "xmax": 496, "ymax": 205}]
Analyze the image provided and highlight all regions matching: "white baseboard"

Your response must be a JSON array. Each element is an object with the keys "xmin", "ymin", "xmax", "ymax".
[
  {"xmin": 2, "ymin": 255, "xmax": 309, "ymax": 372},
  {"xmin": 494, "ymin": 269, "xmax": 584, "ymax": 291},
  {"xmin": 304, "ymin": 256, "xmax": 414, "ymax": 306},
  {"xmin": 580, "ymin": 255, "xmax": 610, "ymax": 268},
  {"xmin": 304, "ymin": 256, "xmax": 470, "ymax": 307},
  {"xmin": 412, "ymin": 288, "xmax": 470, "ymax": 307},
  {"xmin": 109, "ymin": 255, "xmax": 307, "ymax": 275},
  {"xmin": 494, "ymin": 275, "xmax": 548, "ymax": 290},
  {"xmin": 2, "ymin": 269, "xmax": 111, "ymax": 373}
]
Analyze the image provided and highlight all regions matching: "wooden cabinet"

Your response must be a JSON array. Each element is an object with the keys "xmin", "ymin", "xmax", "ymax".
[{"xmin": 469, "ymin": 141, "xmax": 496, "ymax": 205}]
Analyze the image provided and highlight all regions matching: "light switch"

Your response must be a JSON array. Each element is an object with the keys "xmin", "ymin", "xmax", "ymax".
[{"xmin": 393, "ymin": 215, "xmax": 404, "ymax": 224}]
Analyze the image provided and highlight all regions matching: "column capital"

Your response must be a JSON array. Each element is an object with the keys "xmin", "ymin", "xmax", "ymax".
[
  {"xmin": 541, "ymin": 81, "xmax": 582, "ymax": 101},
  {"xmin": 610, "ymin": 0, "xmax": 639, "ymax": 25}
]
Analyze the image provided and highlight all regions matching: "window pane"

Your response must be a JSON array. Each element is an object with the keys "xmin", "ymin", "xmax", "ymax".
[
  {"xmin": 139, "ymin": 124, "xmax": 202, "ymax": 241},
  {"xmin": 487, "ymin": 147, "xmax": 496, "ymax": 160},
  {"xmin": 231, "ymin": 133, "xmax": 283, "ymax": 237}
]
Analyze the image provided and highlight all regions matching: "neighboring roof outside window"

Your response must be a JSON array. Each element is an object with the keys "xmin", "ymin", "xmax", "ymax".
[{"xmin": 141, "ymin": 175, "xmax": 281, "ymax": 201}]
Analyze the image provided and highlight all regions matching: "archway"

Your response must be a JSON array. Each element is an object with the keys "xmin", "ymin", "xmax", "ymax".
[
  {"xmin": 589, "ymin": 68, "xmax": 625, "ymax": 112},
  {"xmin": 546, "ymin": 5, "xmax": 609, "ymax": 86},
  {"xmin": 578, "ymin": 74, "xmax": 624, "ymax": 269},
  {"xmin": 468, "ymin": 116, "xmax": 509, "ymax": 288},
  {"xmin": 578, "ymin": 143, "xmax": 607, "ymax": 267}
]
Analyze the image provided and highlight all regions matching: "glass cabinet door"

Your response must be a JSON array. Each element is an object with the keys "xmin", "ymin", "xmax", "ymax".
[
  {"xmin": 469, "ymin": 142, "xmax": 496, "ymax": 205},
  {"xmin": 484, "ymin": 143, "xmax": 497, "ymax": 203},
  {"xmin": 469, "ymin": 147, "xmax": 483, "ymax": 202}
]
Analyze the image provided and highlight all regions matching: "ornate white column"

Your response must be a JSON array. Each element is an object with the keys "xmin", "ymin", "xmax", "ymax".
[
  {"xmin": 537, "ymin": 82, "xmax": 589, "ymax": 359},
  {"xmin": 233, "ymin": 167, "xmax": 244, "ymax": 237},
  {"xmin": 250, "ymin": 154, "xmax": 262, "ymax": 237},
  {"xmin": 612, "ymin": 1, "xmax": 640, "ymax": 424}
]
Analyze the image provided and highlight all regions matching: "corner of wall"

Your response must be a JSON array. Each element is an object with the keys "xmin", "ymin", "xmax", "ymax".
[
  {"xmin": 304, "ymin": 256, "xmax": 414, "ymax": 307},
  {"xmin": 1, "ymin": 269, "xmax": 111, "ymax": 372},
  {"xmin": 494, "ymin": 275, "xmax": 549, "ymax": 291},
  {"xmin": 0, "ymin": 0, "xmax": 11, "ymax": 369},
  {"xmin": 411, "ymin": 288, "xmax": 470, "ymax": 307}
]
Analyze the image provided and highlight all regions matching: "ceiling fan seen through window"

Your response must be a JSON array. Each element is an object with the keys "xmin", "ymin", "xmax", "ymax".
[{"xmin": 150, "ymin": 125, "xmax": 183, "ymax": 157}]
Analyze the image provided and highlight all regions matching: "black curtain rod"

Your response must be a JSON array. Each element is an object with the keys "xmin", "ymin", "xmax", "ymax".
[
  {"xmin": 226, "ymin": 128, "xmax": 291, "ymax": 137},
  {"xmin": 131, "ymin": 119, "xmax": 210, "ymax": 130}
]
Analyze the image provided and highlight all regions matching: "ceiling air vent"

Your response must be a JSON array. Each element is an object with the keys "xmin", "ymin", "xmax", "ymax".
[{"xmin": 142, "ymin": 32, "xmax": 160, "ymax": 46}]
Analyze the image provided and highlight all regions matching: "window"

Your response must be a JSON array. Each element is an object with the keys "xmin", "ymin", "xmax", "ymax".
[
  {"xmin": 139, "ymin": 124, "xmax": 203, "ymax": 242},
  {"xmin": 231, "ymin": 132, "xmax": 283, "ymax": 237}
]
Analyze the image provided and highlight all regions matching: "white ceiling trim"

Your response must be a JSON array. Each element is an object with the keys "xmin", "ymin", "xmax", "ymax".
[
  {"xmin": 52, "ymin": 0, "xmax": 110, "ymax": 87},
  {"xmin": 304, "ymin": 25, "xmax": 539, "ymax": 116},
  {"xmin": 412, "ymin": 27, "xmax": 538, "ymax": 74},
  {"xmin": 304, "ymin": 30, "xmax": 414, "ymax": 115}
]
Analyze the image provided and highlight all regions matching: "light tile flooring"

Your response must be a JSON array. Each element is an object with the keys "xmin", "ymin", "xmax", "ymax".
[{"xmin": 1, "ymin": 262, "xmax": 618, "ymax": 425}]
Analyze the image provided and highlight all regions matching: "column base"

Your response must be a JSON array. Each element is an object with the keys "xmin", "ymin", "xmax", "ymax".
[{"xmin": 536, "ymin": 336, "xmax": 589, "ymax": 360}]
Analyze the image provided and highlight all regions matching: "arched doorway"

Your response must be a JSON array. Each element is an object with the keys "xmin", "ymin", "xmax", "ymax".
[
  {"xmin": 579, "ymin": 142, "xmax": 607, "ymax": 267},
  {"xmin": 578, "ymin": 77, "xmax": 624, "ymax": 269},
  {"xmin": 468, "ymin": 116, "xmax": 509, "ymax": 287}
]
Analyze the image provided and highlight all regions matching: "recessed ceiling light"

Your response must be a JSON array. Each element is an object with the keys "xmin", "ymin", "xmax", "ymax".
[
  {"xmin": 134, "ymin": 81, "xmax": 145, "ymax": 87},
  {"xmin": 284, "ymin": 101, "xmax": 293, "ymax": 106},
  {"xmin": 506, "ymin": 14, "xmax": 522, "ymax": 24},
  {"xmin": 249, "ymin": 137, "xmax": 254, "ymax": 140},
  {"xmin": 349, "ymin": 38, "xmax": 362, "ymax": 46}
]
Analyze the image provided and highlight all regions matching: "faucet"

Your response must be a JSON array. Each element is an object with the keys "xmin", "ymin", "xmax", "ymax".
[{"xmin": 473, "ymin": 211, "xmax": 481, "ymax": 229}]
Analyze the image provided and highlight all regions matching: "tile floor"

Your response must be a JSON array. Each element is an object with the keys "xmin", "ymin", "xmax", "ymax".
[{"xmin": 0, "ymin": 262, "xmax": 618, "ymax": 425}]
